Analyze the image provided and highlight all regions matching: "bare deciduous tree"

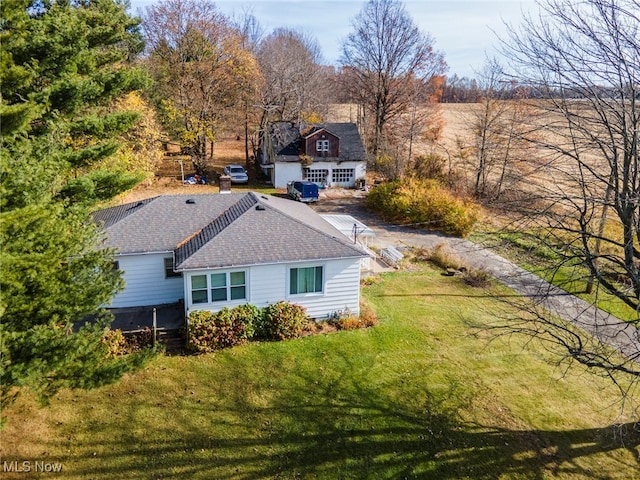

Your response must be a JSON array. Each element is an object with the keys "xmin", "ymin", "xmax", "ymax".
[
  {"xmin": 256, "ymin": 28, "xmax": 327, "ymax": 126},
  {"xmin": 254, "ymin": 28, "xmax": 329, "ymax": 167},
  {"xmin": 380, "ymin": 75, "xmax": 445, "ymax": 179},
  {"xmin": 142, "ymin": 0, "xmax": 258, "ymax": 175},
  {"xmin": 467, "ymin": 59, "xmax": 536, "ymax": 199},
  {"xmin": 340, "ymin": 0, "xmax": 446, "ymax": 162},
  {"xmin": 490, "ymin": 0, "xmax": 640, "ymax": 397}
]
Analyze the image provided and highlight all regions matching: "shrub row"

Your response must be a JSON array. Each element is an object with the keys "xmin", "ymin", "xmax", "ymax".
[
  {"xmin": 366, "ymin": 177, "xmax": 479, "ymax": 237},
  {"xmin": 186, "ymin": 301, "xmax": 309, "ymax": 354},
  {"xmin": 186, "ymin": 305, "xmax": 260, "ymax": 353}
]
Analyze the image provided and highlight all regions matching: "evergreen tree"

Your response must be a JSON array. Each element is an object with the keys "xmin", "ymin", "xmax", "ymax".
[{"xmin": 0, "ymin": 0, "xmax": 153, "ymax": 415}]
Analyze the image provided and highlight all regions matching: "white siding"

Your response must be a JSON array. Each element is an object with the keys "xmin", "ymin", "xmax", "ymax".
[
  {"xmin": 354, "ymin": 162, "xmax": 367, "ymax": 184},
  {"xmin": 110, "ymin": 254, "xmax": 184, "ymax": 308},
  {"xmin": 295, "ymin": 258, "xmax": 362, "ymax": 319},
  {"xmin": 185, "ymin": 258, "xmax": 362, "ymax": 319},
  {"xmin": 273, "ymin": 161, "xmax": 366, "ymax": 189},
  {"xmin": 273, "ymin": 163, "xmax": 304, "ymax": 188}
]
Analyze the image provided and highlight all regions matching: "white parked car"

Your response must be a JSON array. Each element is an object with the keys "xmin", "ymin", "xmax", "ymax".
[{"xmin": 222, "ymin": 164, "xmax": 249, "ymax": 184}]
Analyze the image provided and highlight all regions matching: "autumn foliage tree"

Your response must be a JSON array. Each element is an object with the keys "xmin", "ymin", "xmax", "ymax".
[
  {"xmin": 104, "ymin": 92, "xmax": 165, "ymax": 180},
  {"xmin": 142, "ymin": 0, "xmax": 259, "ymax": 175}
]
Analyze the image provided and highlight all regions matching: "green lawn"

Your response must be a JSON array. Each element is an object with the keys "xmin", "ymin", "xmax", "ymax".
[{"xmin": 3, "ymin": 265, "xmax": 638, "ymax": 479}]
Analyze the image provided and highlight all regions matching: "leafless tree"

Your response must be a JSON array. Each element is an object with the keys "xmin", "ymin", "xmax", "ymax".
[
  {"xmin": 441, "ymin": 75, "xmax": 481, "ymax": 103},
  {"xmin": 256, "ymin": 28, "xmax": 327, "ymax": 126},
  {"xmin": 488, "ymin": 0, "xmax": 640, "ymax": 399},
  {"xmin": 340, "ymin": 0, "xmax": 446, "ymax": 163},
  {"xmin": 253, "ymin": 28, "xmax": 330, "ymax": 168},
  {"xmin": 142, "ymin": 0, "xmax": 259, "ymax": 175},
  {"xmin": 466, "ymin": 59, "xmax": 536, "ymax": 199},
  {"xmin": 381, "ymin": 75, "xmax": 445, "ymax": 179}
]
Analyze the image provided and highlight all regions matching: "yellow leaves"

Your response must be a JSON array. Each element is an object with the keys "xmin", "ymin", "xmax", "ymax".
[
  {"xmin": 300, "ymin": 111, "xmax": 324, "ymax": 124},
  {"xmin": 103, "ymin": 91, "xmax": 164, "ymax": 176}
]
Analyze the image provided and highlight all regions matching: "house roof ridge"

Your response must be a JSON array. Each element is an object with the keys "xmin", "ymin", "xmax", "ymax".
[
  {"xmin": 301, "ymin": 126, "xmax": 341, "ymax": 140},
  {"xmin": 92, "ymin": 196, "xmax": 160, "ymax": 229},
  {"xmin": 174, "ymin": 193, "xmax": 258, "ymax": 267}
]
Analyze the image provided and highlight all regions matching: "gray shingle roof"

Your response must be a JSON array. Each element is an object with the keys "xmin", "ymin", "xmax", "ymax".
[
  {"xmin": 92, "ymin": 197, "xmax": 158, "ymax": 229},
  {"xmin": 94, "ymin": 194, "xmax": 245, "ymax": 254},
  {"xmin": 270, "ymin": 122, "xmax": 367, "ymax": 162},
  {"xmin": 95, "ymin": 193, "xmax": 367, "ymax": 270}
]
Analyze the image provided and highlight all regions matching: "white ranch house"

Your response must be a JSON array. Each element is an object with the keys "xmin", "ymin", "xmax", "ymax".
[{"xmin": 93, "ymin": 193, "xmax": 369, "ymax": 321}]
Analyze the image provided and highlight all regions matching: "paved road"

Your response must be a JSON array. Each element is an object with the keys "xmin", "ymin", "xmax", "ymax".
[{"xmin": 313, "ymin": 196, "xmax": 640, "ymax": 365}]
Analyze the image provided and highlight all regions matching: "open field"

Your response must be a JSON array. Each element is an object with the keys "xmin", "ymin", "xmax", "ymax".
[{"xmin": 2, "ymin": 264, "xmax": 638, "ymax": 479}]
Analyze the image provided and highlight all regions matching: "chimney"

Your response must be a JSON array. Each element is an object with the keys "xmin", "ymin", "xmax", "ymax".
[{"xmin": 219, "ymin": 175, "xmax": 231, "ymax": 194}]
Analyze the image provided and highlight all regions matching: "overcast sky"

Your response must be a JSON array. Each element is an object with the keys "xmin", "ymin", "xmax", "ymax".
[{"xmin": 129, "ymin": 0, "xmax": 536, "ymax": 78}]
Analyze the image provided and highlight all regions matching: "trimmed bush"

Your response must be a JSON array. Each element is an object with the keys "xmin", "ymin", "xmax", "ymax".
[
  {"xmin": 229, "ymin": 303, "xmax": 261, "ymax": 339},
  {"xmin": 366, "ymin": 177, "xmax": 479, "ymax": 237},
  {"xmin": 259, "ymin": 301, "xmax": 308, "ymax": 340},
  {"xmin": 186, "ymin": 310, "xmax": 218, "ymax": 353},
  {"xmin": 186, "ymin": 304, "xmax": 258, "ymax": 353}
]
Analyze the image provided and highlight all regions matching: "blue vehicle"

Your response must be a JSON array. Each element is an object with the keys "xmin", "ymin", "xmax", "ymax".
[{"xmin": 287, "ymin": 181, "xmax": 319, "ymax": 203}]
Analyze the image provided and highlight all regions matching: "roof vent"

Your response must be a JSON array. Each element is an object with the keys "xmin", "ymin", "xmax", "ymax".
[
  {"xmin": 261, "ymin": 195, "xmax": 268, "ymax": 200},
  {"xmin": 256, "ymin": 204, "xmax": 266, "ymax": 211},
  {"xmin": 186, "ymin": 198, "xmax": 196, "ymax": 204}
]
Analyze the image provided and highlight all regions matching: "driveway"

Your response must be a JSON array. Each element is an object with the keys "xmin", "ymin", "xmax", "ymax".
[{"xmin": 313, "ymin": 195, "xmax": 640, "ymax": 365}]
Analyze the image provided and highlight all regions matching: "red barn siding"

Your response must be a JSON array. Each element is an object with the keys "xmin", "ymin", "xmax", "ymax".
[{"xmin": 304, "ymin": 130, "xmax": 340, "ymax": 158}]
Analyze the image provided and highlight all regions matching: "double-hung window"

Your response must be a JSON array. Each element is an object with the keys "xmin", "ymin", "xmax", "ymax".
[
  {"xmin": 316, "ymin": 139, "xmax": 329, "ymax": 152},
  {"xmin": 290, "ymin": 266, "xmax": 323, "ymax": 295},
  {"xmin": 190, "ymin": 271, "xmax": 247, "ymax": 304},
  {"xmin": 191, "ymin": 275, "xmax": 209, "ymax": 304}
]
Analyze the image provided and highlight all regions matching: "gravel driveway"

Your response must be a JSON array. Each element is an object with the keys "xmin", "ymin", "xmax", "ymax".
[{"xmin": 313, "ymin": 195, "xmax": 640, "ymax": 365}]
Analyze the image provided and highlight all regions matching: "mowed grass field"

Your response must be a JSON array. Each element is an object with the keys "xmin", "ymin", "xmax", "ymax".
[{"xmin": 2, "ymin": 264, "xmax": 638, "ymax": 479}]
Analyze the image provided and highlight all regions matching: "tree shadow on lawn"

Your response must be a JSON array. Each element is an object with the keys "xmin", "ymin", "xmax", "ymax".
[{"xmin": 54, "ymin": 352, "xmax": 639, "ymax": 479}]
